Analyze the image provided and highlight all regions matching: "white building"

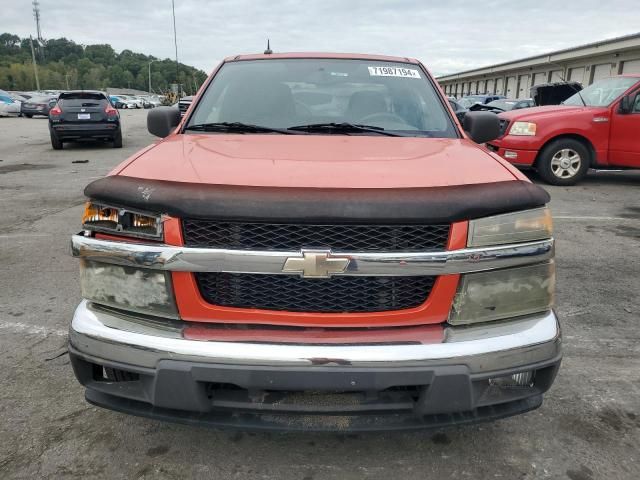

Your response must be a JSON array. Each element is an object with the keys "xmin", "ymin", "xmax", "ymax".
[{"xmin": 438, "ymin": 33, "xmax": 640, "ymax": 99}]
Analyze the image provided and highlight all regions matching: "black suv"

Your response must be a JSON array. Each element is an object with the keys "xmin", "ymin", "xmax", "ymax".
[{"xmin": 49, "ymin": 91, "xmax": 122, "ymax": 149}]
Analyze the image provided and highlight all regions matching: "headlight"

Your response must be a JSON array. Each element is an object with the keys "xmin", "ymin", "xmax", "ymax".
[
  {"xmin": 80, "ymin": 259, "xmax": 178, "ymax": 318},
  {"xmin": 467, "ymin": 207, "xmax": 553, "ymax": 247},
  {"xmin": 509, "ymin": 121, "xmax": 537, "ymax": 136},
  {"xmin": 448, "ymin": 262, "xmax": 555, "ymax": 325},
  {"xmin": 83, "ymin": 202, "xmax": 162, "ymax": 240}
]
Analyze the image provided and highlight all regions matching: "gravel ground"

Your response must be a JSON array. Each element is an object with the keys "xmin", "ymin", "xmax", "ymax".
[{"xmin": 0, "ymin": 110, "xmax": 639, "ymax": 480}]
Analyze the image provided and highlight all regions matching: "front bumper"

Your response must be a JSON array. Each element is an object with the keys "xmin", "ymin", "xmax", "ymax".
[
  {"xmin": 51, "ymin": 123, "xmax": 119, "ymax": 140},
  {"xmin": 69, "ymin": 301, "xmax": 561, "ymax": 431},
  {"xmin": 487, "ymin": 136, "xmax": 541, "ymax": 167}
]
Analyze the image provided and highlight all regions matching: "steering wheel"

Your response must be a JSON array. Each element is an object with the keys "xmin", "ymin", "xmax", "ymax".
[{"xmin": 357, "ymin": 112, "xmax": 408, "ymax": 125}]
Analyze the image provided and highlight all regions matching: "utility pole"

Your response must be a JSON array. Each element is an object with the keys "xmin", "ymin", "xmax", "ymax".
[
  {"xmin": 148, "ymin": 60, "xmax": 156, "ymax": 93},
  {"xmin": 29, "ymin": 35, "xmax": 41, "ymax": 91},
  {"xmin": 172, "ymin": 0, "xmax": 179, "ymax": 87}
]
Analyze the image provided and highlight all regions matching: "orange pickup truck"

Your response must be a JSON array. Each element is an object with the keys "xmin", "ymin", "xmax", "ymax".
[{"xmin": 69, "ymin": 52, "xmax": 560, "ymax": 431}]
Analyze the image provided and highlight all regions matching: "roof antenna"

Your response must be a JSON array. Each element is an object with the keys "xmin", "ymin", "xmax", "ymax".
[{"xmin": 264, "ymin": 39, "xmax": 273, "ymax": 55}]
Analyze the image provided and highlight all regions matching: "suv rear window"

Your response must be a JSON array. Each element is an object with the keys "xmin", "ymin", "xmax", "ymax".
[
  {"xmin": 59, "ymin": 92, "xmax": 106, "ymax": 100},
  {"xmin": 59, "ymin": 92, "xmax": 107, "ymax": 107}
]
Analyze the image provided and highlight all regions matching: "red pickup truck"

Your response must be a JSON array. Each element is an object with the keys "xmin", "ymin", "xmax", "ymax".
[
  {"xmin": 69, "ymin": 53, "xmax": 560, "ymax": 431},
  {"xmin": 488, "ymin": 75, "xmax": 640, "ymax": 185}
]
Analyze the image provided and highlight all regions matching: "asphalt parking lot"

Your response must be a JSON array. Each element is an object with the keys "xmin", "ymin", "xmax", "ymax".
[{"xmin": 0, "ymin": 110, "xmax": 639, "ymax": 480}]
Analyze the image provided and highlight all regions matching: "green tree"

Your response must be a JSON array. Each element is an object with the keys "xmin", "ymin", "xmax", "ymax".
[{"xmin": 0, "ymin": 32, "xmax": 208, "ymax": 93}]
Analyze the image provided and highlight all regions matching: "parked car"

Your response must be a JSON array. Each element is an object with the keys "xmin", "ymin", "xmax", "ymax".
[
  {"xmin": 119, "ymin": 96, "xmax": 135, "ymax": 109},
  {"xmin": 470, "ymin": 99, "xmax": 535, "ymax": 114},
  {"xmin": 49, "ymin": 90, "xmax": 122, "ymax": 149},
  {"xmin": 487, "ymin": 75, "xmax": 640, "ymax": 185},
  {"xmin": 0, "ymin": 92, "xmax": 21, "ymax": 117},
  {"xmin": 69, "ymin": 52, "xmax": 560, "ymax": 431},
  {"xmin": 448, "ymin": 98, "xmax": 468, "ymax": 122},
  {"xmin": 141, "ymin": 97, "xmax": 153, "ymax": 109},
  {"xmin": 178, "ymin": 95, "xmax": 193, "ymax": 116},
  {"xmin": 9, "ymin": 93, "xmax": 30, "ymax": 113},
  {"xmin": 109, "ymin": 95, "xmax": 124, "ymax": 108},
  {"xmin": 122, "ymin": 95, "xmax": 143, "ymax": 109},
  {"xmin": 21, "ymin": 95, "xmax": 58, "ymax": 117},
  {"xmin": 458, "ymin": 94, "xmax": 506, "ymax": 108},
  {"xmin": 147, "ymin": 96, "xmax": 163, "ymax": 108}
]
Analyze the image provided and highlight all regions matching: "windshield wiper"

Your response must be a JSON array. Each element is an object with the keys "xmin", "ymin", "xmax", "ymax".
[
  {"xmin": 184, "ymin": 122, "xmax": 298, "ymax": 134},
  {"xmin": 287, "ymin": 122, "xmax": 407, "ymax": 137}
]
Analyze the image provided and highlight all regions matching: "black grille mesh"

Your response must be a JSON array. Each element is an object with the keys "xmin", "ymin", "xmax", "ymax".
[
  {"xmin": 182, "ymin": 220, "xmax": 450, "ymax": 252},
  {"xmin": 196, "ymin": 273, "xmax": 436, "ymax": 313}
]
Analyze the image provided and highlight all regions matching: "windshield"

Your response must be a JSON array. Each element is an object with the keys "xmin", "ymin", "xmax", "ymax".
[
  {"xmin": 187, "ymin": 59, "xmax": 457, "ymax": 137},
  {"xmin": 563, "ymin": 77, "xmax": 638, "ymax": 107},
  {"xmin": 487, "ymin": 100, "xmax": 517, "ymax": 110}
]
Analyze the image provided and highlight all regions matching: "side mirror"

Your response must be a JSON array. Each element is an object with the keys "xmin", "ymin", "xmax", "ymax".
[
  {"xmin": 147, "ymin": 106, "xmax": 181, "ymax": 138},
  {"xmin": 463, "ymin": 111, "xmax": 500, "ymax": 144},
  {"xmin": 455, "ymin": 110, "xmax": 467, "ymax": 124},
  {"xmin": 619, "ymin": 95, "xmax": 632, "ymax": 114}
]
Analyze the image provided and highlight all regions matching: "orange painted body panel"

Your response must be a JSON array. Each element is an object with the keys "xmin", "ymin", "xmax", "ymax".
[
  {"xmin": 182, "ymin": 323, "xmax": 444, "ymax": 345},
  {"xmin": 117, "ymin": 135, "xmax": 518, "ymax": 188},
  {"xmin": 163, "ymin": 218, "xmax": 466, "ymax": 327}
]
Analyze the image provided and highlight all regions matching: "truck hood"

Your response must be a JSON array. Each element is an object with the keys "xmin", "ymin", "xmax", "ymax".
[
  {"xmin": 498, "ymin": 104, "xmax": 601, "ymax": 122},
  {"xmin": 118, "ymin": 134, "xmax": 516, "ymax": 188}
]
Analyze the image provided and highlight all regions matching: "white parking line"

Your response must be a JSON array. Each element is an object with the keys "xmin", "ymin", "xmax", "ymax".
[
  {"xmin": 0, "ymin": 233, "xmax": 57, "ymax": 238},
  {"xmin": 0, "ymin": 319, "xmax": 67, "ymax": 337},
  {"xmin": 553, "ymin": 216, "xmax": 639, "ymax": 222}
]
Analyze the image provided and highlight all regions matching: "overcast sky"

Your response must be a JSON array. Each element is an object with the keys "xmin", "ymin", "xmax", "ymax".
[{"xmin": 2, "ymin": 0, "xmax": 638, "ymax": 76}]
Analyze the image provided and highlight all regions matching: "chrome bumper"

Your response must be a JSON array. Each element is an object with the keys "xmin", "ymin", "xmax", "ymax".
[{"xmin": 70, "ymin": 301, "xmax": 561, "ymax": 373}]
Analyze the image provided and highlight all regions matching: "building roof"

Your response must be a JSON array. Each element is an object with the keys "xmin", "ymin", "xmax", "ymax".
[{"xmin": 438, "ymin": 32, "xmax": 640, "ymax": 81}]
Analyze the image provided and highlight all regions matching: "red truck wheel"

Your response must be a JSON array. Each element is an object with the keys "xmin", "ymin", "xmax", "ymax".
[{"xmin": 537, "ymin": 139, "xmax": 590, "ymax": 186}]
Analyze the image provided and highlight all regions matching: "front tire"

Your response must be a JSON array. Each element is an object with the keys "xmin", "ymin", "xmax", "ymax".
[
  {"xmin": 50, "ymin": 131, "xmax": 63, "ymax": 150},
  {"xmin": 537, "ymin": 139, "xmax": 590, "ymax": 186},
  {"xmin": 25, "ymin": 114, "xmax": 33, "ymax": 118}
]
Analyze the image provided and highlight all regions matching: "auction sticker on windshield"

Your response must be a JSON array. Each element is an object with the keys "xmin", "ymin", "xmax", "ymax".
[{"xmin": 368, "ymin": 66, "xmax": 421, "ymax": 78}]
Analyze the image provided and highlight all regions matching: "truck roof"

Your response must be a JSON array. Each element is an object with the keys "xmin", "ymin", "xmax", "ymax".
[{"xmin": 224, "ymin": 52, "xmax": 420, "ymax": 64}]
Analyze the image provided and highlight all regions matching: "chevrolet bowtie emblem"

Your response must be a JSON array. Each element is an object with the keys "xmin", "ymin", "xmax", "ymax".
[{"xmin": 282, "ymin": 250, "xmax": 350, "ymax": 278}]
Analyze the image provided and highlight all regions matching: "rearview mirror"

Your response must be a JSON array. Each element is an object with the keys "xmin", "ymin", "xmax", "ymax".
[
  {"xmin": 147, "ymin": 106, "xmax": 181, "ymax": 138},
  {"xmin": 463, "ymin": 111, "xmax": 500, "ymax": 144},
  {"xmin": 619, "ymin": 95, "xmax": 632, "ymax": 114}
]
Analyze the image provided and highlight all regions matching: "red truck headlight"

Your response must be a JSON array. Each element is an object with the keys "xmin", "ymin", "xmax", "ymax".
[{"xmin": 508, "ymin": 121, "xmax": 537, "ymax": 136}]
